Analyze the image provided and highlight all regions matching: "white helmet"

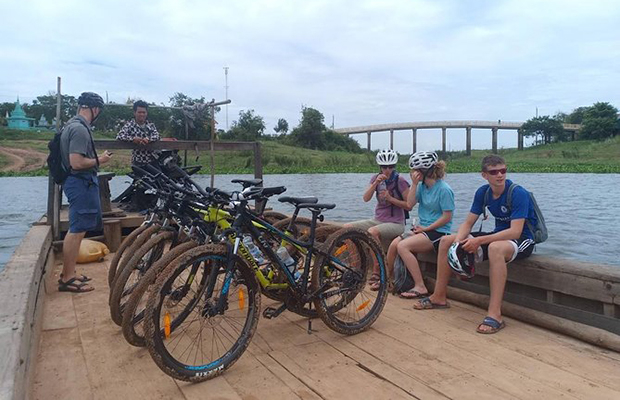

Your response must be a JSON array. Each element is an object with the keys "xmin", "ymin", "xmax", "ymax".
[
  {"xmin": 447, "ymin": 242, "xmax": 483, "ymax": 279},
  {"xmin": 409, "ymin": 151, "xmax": 438, "ymax": 170},
  {"xmin": 376, "ymin": 149, "xmax": 398, "ymax": 166}
]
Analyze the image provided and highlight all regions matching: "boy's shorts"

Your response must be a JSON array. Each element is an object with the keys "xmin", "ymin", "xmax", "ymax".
[
  {"xmin": 471, "ymin": 232, "xmax": 535, "ymax": 263},
  {"xmin": 63, "ymin": 173, "xmax": 102, "ymax": 233}
]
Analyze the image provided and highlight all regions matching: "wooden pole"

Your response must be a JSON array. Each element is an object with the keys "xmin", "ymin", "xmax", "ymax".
[
  {"xmin": 48, "ymin": 77, "xmax": 62, "ymax": 240},
  {"xmin": 210, "ymin": 100, "xmax": 216, "ymax": 188},
  {"xmin": 183, "ymin": 118, "xmax": 189, "ymax": 167}
]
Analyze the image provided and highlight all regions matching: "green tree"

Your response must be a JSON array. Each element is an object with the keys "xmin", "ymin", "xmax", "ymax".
[
  {"xmin": 566, "ymin": 106, "xmax": 589, "ymax": 124},
  {"xmin": 273, "ymin": 118, "xmax": 289, "ymax": 134},
  {"xmin": 222, "ymin": 109, "xmax": 265, "ymax": 141},
  {"xmin": 289, "ymin": 107, "xmax": 326, "ymax": 149},
  {"xmin": 580, "ymin": 102, "xmax": 618, "ymax": 140},
  {"xmin": 521, "ymin": 115, "xmax": 567, "ymax": 144}
]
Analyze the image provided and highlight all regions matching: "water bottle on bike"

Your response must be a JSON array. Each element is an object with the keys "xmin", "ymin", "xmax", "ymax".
[
  {"xmin": 276, "ymin": 245, "xmax": 301, "ymax": 281},
  {"xmin": 243, "ymin": 236, "xmax": 266, "ymax": 265}
]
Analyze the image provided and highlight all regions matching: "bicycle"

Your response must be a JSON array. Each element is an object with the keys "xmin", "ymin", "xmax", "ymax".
[{"xmin": 142, "ymin": 185, "xmax": 388, "ymax": 381}]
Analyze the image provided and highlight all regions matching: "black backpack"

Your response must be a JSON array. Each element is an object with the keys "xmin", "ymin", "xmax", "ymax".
[
  {"xmin": 47, "ymin": 129, "xmax": 69, "ymax": 184},
  {"xmin": 392, "ymin": 254, "xmax": 415, "ymax": 294},
  {"xmin": 47, "ymin": 119, "xmax": 98, "ymax": 185}
]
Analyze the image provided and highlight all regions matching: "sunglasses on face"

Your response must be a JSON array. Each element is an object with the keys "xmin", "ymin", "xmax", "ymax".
[
  {"xmin": 380, "ymin": 165, "xmax": 395, "ymax": 170},
  {"xmin": 486, "ymin": 168, "xmax": 507, "ymax": 175}
]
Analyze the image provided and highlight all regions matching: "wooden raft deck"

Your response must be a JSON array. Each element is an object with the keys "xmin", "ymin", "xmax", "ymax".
[{"xmin": 33, "ymin": 257, "xmax": 620, "ymax": 400}]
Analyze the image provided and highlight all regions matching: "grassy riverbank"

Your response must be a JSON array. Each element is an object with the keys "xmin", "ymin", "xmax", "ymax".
[{"xmin": 1, "ymin": 127, "xmax": 619, "ymax": 176}]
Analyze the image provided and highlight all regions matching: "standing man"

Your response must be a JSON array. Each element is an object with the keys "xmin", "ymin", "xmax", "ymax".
[
  {"xmin": 413, "ymin": 155, "xmax": 537, "ymax": 334},
  {"xmin": 59, "ymin": 92, "xmax": 112, "ymax": 292},
  {"xmin": 116, "ymin": 100, "xmax": 160, "ymax": 166}
]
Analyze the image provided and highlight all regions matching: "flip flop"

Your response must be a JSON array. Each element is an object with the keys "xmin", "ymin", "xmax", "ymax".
[
  {"xmin": 476, "ymin": 316, "xmax": 505, "ymax": 334},
  {"xmin": 412, "ymin": 297, "xmax": 450, "ymax": 310},
  {"xmin": 58, "ymin": 277, "xmax": 94, "ymax": 293},
  {"xmin": 399, "ymin": 289, "xmax": 429, "ymax": 299}
]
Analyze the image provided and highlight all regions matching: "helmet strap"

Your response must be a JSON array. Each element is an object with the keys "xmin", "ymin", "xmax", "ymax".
[{"xmin": 89, "ymin": 107, "xmax": 101, "ymax": 124}]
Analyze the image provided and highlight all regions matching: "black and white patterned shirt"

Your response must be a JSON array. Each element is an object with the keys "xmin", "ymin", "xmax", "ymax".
[{"xmin": 116, "ymin": 119, "xmax": 160, "ymax": 165}]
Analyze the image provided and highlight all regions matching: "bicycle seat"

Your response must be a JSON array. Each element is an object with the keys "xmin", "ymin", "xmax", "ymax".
[
  {"xmin": 231, "ymin": 178, "xmax": 263, "ymax": 188},
  {"xmin": 278, "ymin": 196, "xmax": 318, "ymax": 206},
  {"xmin": 297, "ymin": 202, "xmax": 336, "ymax": 211}
]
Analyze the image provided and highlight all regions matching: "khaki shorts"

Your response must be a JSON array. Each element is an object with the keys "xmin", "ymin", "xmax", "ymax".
[{"xmin": 347, "ymin": 219, "xmax": 405, "ymax": 249}]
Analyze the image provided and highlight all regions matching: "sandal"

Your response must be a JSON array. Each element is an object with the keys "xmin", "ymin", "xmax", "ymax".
[
  {"xmin": 58, "ymin": 277, "xmax": 94, "ymax": 293},
  {"xmin": 476, "ymin": 316, "xmax": 505, "ymax": 334},
  {"xmin": 59, "ymin": 273, "xmax": 92, "ymax": 284},
  {"xmin": 399, "ymin": 289, "xmax": 429, "ymax": 299},
  {"xmin": 370, "ymin": 281, "xmax": 381, "ymax": 291},
  {"xmin": 412, "ymin": 297, "xmax": 450, "ymax": 310}
]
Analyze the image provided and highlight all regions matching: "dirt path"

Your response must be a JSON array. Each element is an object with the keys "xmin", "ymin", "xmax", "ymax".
[{"xmin": 0, "ymin": 146, "xmax": 47, "ymax": 172}]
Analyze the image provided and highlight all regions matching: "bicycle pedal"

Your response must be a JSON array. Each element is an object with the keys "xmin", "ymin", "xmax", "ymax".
[{"xmin": 262, "ymin": 304, "xmax": 286, "ymax": 319}]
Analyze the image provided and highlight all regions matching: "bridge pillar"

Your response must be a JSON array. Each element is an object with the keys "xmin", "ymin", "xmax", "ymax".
[
  {"xmin": 412, "ymin": 128, "xmax": 417, "ymax": 153},
  {"xmin": 466, "ymin": 127, "xmax": 472, "ymax": 156},
  {"xmin": 518, "ymin": 129, "xmax": 524, "ymax": 150},
  {"xmin": 492, "ymin": 127, "xmax": 498, "ymax": 154},
  {"xmin": 367, "ymin": 131, "xmax": 371, "ymax": 151},
  {"xmin": 442, "ymin": 127, "xmax": 447, "ymax": 152},
  {"xmin": 390, "ymin": 129, "xmax": 394, "ymax": 150}
]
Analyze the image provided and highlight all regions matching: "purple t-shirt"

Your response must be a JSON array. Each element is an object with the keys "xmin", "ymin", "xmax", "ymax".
[{"xmin": 370, "ymin": 173, "xmax": 410, "ymax": 224}]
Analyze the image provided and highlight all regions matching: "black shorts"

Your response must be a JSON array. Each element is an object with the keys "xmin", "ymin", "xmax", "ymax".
[
  {"xmin": 401, "ymin": 229, "xmax": 449, "ymax": 253},
  {"xmin": 471, "ymin": 232, "xmax": 535, "ymax": 263}
]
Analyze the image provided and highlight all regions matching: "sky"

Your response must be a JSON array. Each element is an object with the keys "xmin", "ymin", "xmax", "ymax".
[{"xmin": 1, "ymin": 0, "xmax": 619, "ymax": 153}]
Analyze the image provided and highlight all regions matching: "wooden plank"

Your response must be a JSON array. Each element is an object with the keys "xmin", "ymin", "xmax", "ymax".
[
  {"xmin": 32, "ymin": 327, "xmax": 92, "ymax": 400},
  {"xmin": 376, "ymin": 297, "xmax": 620, "ymax": 398},
  {"xmin": 0, "ymin": 225, "xmax": 51, "ymax": 400},
  {"xmin": 269, "ymin": 346, "xmax": 415, "ymax": 400},
  {"xmin": 94, "ymin": 140, "xmax": 256, "ymax": 152}
]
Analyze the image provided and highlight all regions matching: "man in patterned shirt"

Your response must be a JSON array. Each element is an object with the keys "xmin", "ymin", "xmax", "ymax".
[{"xmin": 116, "ymin": 100, "xmax": 160, "ymax": 166}]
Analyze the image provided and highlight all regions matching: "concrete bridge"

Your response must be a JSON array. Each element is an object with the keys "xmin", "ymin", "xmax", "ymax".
[{"xmin": 334, "ymin": 120, "xmax": 581, "ymax": 154}]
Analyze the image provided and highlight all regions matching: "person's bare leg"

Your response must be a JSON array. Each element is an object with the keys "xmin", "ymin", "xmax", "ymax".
[
  {"xmin": 397, "ymin": 234, "xmax": 434, "ymax": 295},
  {"xmin": 427, "ymin": 234, "xmax": 456, "ymax": 305},
  {"xmin": 478, "ymin": 241, "xmax": 513, "ymax": 332},
  {"xmin": 386, "ymin": 236, "xmax": 401, "ymax": 280},
  {"xmin": 368, "ymin": 226, "xmax": 382, "ymax": 276}
]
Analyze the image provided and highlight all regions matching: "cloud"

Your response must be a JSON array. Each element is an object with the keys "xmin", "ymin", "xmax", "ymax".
[{"xmin": 1, "ymin": 0, "xmax": 619, "ymax": 152}]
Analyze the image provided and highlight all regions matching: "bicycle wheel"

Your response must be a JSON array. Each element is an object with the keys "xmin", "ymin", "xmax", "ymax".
[
  {"xmin": 311, "ymin": 228, "xmax": 388, "ymax": 335},
  {"xmin": 110, "ymin": 230, "xmax": 174, "ymax": 326},
  {"xmin": 122, "ymin": 240, "xmax": 199, "ymax": 347},
  {"xmin": 261, "ymin": 210, "xmax": 288, "ymax": 225},
  {"xmin": 144, "ymin": 244, "xmax": 260, "ymax": 382},
  {"xmin": 108, "ymin": 223, "xmax": 150, "ymax": 287}
]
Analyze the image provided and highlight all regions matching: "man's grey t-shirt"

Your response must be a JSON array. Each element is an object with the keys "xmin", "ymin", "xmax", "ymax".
[{"xmin": 60, "ymin": 115, "xmax": 98, "ymax": 174}]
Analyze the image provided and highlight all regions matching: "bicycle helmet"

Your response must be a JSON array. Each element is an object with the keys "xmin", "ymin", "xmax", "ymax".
[
  {"xmin": 78, "ymin": 92, "xmax": 105, "ymax": 109},
  {"xmin": 409, "ymin": 151, "xmax": 438, "ymax": 170},
  {"xmin": 376, "ymin": 149, "xmax": 398, "ymax": 166},
  {"xmin": 447, "ymin": 242, "xmax": 482, "ymax": 279}
]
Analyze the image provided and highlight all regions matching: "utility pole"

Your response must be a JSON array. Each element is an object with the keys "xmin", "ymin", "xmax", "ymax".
[{"xmin": 223, "ymin": 66, "xmax": 229, "ymax": 131}]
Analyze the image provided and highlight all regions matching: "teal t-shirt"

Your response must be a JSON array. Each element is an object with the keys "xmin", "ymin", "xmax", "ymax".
[{"xmin": 415, "ymin": 179, "xmax": 455, "ymax": 234}]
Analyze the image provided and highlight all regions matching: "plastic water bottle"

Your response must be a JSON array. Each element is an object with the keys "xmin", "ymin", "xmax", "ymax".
[
  {"xmin": 242, "ymin": 236, "xmax": 266, "ymax": 265},
  {"xmin": 377, "ymin": 180, "xmax": 387, "ymax": 203},
  {"xmin": 277, "ymin": 246, "xmax": 300, "ymax": 280}
]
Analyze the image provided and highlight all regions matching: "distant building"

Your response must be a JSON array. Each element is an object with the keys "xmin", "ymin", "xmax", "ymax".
[
  {"xmin": 37, "ymin": 114, "xmax": 51, "ymax": 128},
  {"xmin": 7, "ymin": 98, "xmax": 35, "ymax": 130}
]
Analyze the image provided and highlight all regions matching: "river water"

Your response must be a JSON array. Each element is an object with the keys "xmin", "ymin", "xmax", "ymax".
[{"xmin": 1, "ymin": 173, "xmax": 619, "ymax": 271}]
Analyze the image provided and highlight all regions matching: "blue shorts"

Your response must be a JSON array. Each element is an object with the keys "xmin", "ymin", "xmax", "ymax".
[{"xmin": 63, "ymin": 173, "xmax": 102, "ymax": 233}]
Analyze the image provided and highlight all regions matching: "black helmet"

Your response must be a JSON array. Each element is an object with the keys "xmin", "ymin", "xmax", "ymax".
[{"xmin": 78, "ymin": 92, "xmax": 105, "ymax": 109}]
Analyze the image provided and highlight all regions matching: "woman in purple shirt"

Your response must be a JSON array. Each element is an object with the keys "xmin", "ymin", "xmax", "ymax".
[{"xmin": 345, "ymin": 149, "xmax": 411, "ymax": 290}]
